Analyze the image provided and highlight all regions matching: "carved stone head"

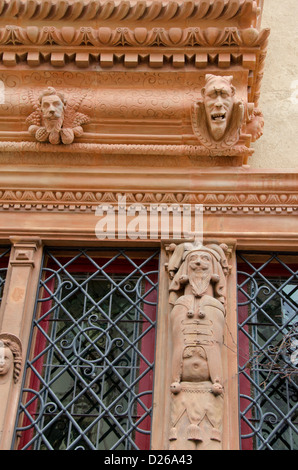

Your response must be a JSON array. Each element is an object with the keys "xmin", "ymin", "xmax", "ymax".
[
  {"xmin": 168, "ymin": 241, "xmax": 229, "ymax": 306},
  {"xmin": 0, "ymin": 341, "xmax": 13, "ymax": 376},
  {"xmin": 185, "ymin": 250, "xmax": 214, "ymax": 297},
  {"xmin": 201, "ymin": 74, "xmax": 236, "ymax": 142},
  {"xmin": 39, "ymin": 87, "xmax": 66, "ymax": 125},
  {"xmin": 26, "ymin": 87, "xmax": 90, "ymax": 145},
  {"xmin": 191, "ymin": 74, "xmax": 244, "ymax": 150},
  {"xmin": 0, "ymin": 333, "xmax": 22, "ymax": 384}
]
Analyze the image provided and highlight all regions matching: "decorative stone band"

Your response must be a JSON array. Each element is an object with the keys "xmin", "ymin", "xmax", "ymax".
[
  {"xmin": 0, "ymin": 141, "xmax": 253, "ymax": 158},
  {"xmin": 0, "ymin": 189, "xmax": 297, "ymax": 215},
  {"xmin": 0, "ymin": 26, "xmax": 269, "ymax": 49},
  {"xmin": 178, "ymin": 381, "xmax": 214, "ymax": 394},
  {"xmin": 0, "ymin": 0, "xmax": 261, "ymax": 24}
]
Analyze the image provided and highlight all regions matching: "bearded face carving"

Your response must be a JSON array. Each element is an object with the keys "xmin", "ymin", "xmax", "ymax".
[
  {"xmin": 36, "ymin": 89, "xmax": 66, "ymax": 144},
  {"xmin": 26, "ymin": 87, "xmax": 90, "ymax": 145},
  {"xmin": 186, "ymin": 251, "xmax": 216, "ymax": 297}
]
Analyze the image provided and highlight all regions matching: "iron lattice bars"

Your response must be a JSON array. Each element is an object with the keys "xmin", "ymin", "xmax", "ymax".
[
  {"xmin": 13, "ymin": 247, "xmax": 160, "ymax": 450},
  {"xmin": 237, "ymin": 251, "xmax": 298, "ymax": 450}
]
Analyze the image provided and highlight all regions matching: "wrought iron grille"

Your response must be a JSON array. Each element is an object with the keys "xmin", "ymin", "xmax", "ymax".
[
  {"xmin": 13, "ymin": 247, "xmax": 159, "ymax": 450},
  {"xmin": 237, "ymin": 252, "xmax": 298, "ymax": 450},
  {"xmin": 0, "ymin": 246, "xmax": 11, "ymax": 304}
]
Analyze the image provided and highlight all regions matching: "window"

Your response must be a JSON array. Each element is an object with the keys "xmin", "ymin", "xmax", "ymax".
[
  {"xmin": 13, "ymin": 247, "xmax": 159, "ymax": 450},
  {"xmin": 237, "ymin": 252, "xmax": 298, "ymax": 450},
  {"xmin": 0, "ymin": 246, "xmax": 11, "ymax": 305}
]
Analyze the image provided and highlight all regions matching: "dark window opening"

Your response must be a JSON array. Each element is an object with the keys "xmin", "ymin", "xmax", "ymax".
[
  {"xmin": 237, "ymin": 252, "xmax": 298, "ymax": 450},
  {"xmin": 13, "ymin": 247, "xmax": 159, "ymax": 451}
]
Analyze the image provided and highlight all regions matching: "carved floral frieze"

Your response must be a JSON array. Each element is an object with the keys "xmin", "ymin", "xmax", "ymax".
[
  {"xmin": 0, "ymin": 189, "xmax": 297, "ymax": 215},
  {"xmin": 0, "ymin": 25, "xmax": 269, "ymax": 49}
]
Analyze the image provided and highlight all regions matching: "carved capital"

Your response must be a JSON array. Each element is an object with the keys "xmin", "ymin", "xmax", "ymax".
[{"xmin": 9, "ymin": 237, "xmax": 41, "ymax": 267}]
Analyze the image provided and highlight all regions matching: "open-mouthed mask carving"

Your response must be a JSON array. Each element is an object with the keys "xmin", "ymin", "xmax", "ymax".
[{"xmin": 202, "ymin": 75, "xmax": 235, "ymax": 141}]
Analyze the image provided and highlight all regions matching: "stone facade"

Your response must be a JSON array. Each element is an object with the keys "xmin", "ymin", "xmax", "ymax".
[{"xmin": 0, "ymin": 0, "xmax": 297, "ymax": 451}]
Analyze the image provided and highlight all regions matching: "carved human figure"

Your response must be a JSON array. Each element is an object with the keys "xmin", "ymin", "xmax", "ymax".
[
  {"xmin": 0, "ymin": 334, "xmax": 22, "ymax": 385},
  {"xmin": 201, "ymin": 75, "xmax": 236, "ymax": 142},
  {"xmin": 38, "ymin": 88, "xmax": 65, "ymax": 144},
  {"xmin": 167, "ymin": 242, "xmax": 229, "ymax": 450},
  {"xmin": 26, "ymin": 87, "xmax": 90, "ymax": 144},
  {"xmin": 191, "ymin": 74, "xmax": 244, "ymax": 149}
]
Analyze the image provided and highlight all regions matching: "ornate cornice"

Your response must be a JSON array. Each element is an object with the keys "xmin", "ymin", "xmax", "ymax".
[
  {"xmin": 0, "ymin": 0, "xmax": 269, "ymax": 163},
  {"xmin": 0, "ymin": 25, "xmax": 269, "ymax": 90},
  {"xmin": 0, "ymin": 25, "xmax": 269, "ymax": 48},
  {"xmin": 0, "ymin": 1, "xmax": 261, "ymax": 25},
  {"xmin": 0, "ymin": 189, "xmax": 297, "ymax": 215}
]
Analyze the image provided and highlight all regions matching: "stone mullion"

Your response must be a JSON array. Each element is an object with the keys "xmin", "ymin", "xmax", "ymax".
[
  {"xmin": 0, "ymin": 237, "xmax": 43, "ymax": 450},
  {"xmin": 152, "ymin": 240, "xmax": 240, "ymax": 450}
]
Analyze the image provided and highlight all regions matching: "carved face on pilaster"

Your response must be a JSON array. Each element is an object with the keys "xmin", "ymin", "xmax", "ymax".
[
  {"xmin": 0, "ymin": 334, "xmax": 22, "ymax": 384},
  {"xmin": 0, "ymin": 341, "xmax": 13, "ymax": 377},
  {"xmin": 186, "ymin": 251, "xmax": 213, "ymax": 297},
  {"xmin": 168, "ymin": 242, "xmax": 229, "ymax": 306},
  {"xmin": 201, "ymin": 75, "xmax": 235, "ymax": 141}
]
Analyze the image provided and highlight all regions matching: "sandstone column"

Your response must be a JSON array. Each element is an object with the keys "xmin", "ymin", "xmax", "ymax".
[{"xmin": 0, "ymin": 238, "xmax": 42, "ymax": 450}]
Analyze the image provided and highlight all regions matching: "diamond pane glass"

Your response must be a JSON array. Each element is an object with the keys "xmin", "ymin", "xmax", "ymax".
[
  {"xmin": 13, "ymin": 247, "xmax": 159, "ymax": 450},
  {"xmin": 237, "ymin": 252, "xmax": 298, "ymax": 450}
]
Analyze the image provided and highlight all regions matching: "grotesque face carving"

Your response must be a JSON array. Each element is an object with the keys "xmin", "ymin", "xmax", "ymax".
[
  {"xmin": 0, "ymin": 341, "xmax": 13, "ymax": 377},
  {"xmin": 40, "ymin": 93, "xmax": 65, "ymax": 122},
  {"xmin": 201, "ymin": 75, "xmax": 236, "ymax": 142},
  {"xmin": 188, "ymin": 252, "xmax": 212, "ymax": 272},
  {"xmin": 187, "ymin": 251, "xmax": 213, "ymax": 297}
]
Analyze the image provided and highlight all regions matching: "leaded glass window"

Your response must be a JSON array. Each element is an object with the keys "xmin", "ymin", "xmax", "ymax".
[
  {"xmin": 13, "ymin": 247, "xmax": 159, "ymax": 450},
  {"xmin": 237, "ymin": 252, "xmax": 298, "ymax": 450}
]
